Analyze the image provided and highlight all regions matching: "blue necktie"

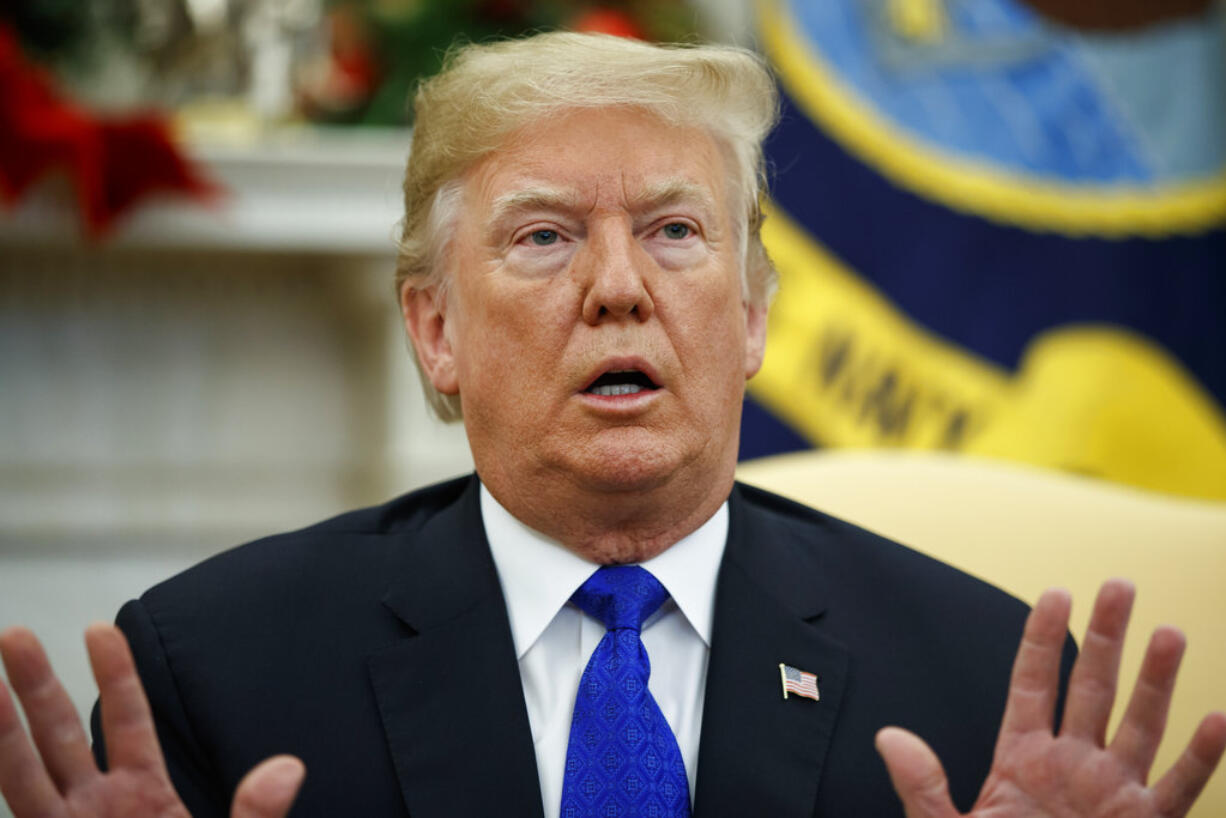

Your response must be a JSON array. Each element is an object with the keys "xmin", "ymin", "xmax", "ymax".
[{"xmin": 560, "ymin": 565, "xmax": 692, "ymax": 817}]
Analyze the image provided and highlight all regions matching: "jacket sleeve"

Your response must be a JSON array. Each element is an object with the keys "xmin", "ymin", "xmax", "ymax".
[{"xmin": 90, "ymin": 598, "xmax": 229, "ymax": 818}]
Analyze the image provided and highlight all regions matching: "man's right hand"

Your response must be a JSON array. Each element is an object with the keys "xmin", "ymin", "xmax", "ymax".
[{"xmin": 0, "ymin": 625, "xmax": 304, "ymax": 818}]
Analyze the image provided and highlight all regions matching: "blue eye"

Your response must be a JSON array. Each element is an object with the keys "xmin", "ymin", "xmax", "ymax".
[
  {"xmin": 662, "ymin": 223, "xmax": 690, "ymax": 239},
  {"xmin": 530, "ymin": 229, "xmax": 559, "ymax": 246}
]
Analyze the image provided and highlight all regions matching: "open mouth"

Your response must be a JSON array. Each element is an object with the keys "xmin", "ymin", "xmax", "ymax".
[{"xmin": 584, "ymin": 369, "xmax": 660, "ymax": 397}]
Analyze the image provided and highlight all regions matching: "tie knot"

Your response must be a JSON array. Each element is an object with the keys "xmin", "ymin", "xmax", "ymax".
[{"xmin": 571, "ymin": 565, "xmax": 669, "ymax": 632}]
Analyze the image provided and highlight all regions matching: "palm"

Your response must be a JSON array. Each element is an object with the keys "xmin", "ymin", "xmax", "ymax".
[
  {"xmin": 0, "ymin": 625, "xmax": 303, "ymax": 818},
  {"xmin": 976, "ymin": 734, "xmax": 1159, "ymax": 818},
  {"xmin": 57, "ymin": 769, "xmax": 189, "ymax": 818},
  {"xmin": 878, "ymin": 581, "xmax": 1226, "ymax": 818}
]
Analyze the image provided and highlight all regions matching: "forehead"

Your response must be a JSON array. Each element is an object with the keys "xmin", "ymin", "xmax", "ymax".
[{"xmin": 461, "ymin": 107, "xmax": 732, "ymax": 217}]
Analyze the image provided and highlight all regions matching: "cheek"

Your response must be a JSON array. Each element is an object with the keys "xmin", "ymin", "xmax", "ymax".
[
  {"xmin": 457, "ymin": 281, "xmax": 574, "ymax": 389},
  {"xmin": 671, "ymin": 286, "xmax": 749, "ymax": 393}
]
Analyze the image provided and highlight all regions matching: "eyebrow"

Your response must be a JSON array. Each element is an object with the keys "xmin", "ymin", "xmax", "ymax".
[
  {"xmin": 488, "ymin": 186, "xmax": 588, "ymax": 228},
  {"xmin": 486, "ymin": 178, "xmax": 721, "ymax": 229},
  {"xmin": 627, "ymin": 179, "xmax": 720, "ymax": 219}
]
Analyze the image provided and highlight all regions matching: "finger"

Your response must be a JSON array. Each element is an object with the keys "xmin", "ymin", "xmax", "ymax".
[
  {"xmin": 0, "ymin": 658, "xmax": 66, "ymax": 818},
  {"xmin": 86, "ymin": 623, "xmax": 169, "ymax": 775},
  {"xmin": 996, "ymin": 588, "xmax": 1072, "ymax": 741},
  {"xmin": 1060, "ymin": 579, "xmax": 1134, "ymax": 745},
  {"xmin": 1108, "ymin": 625, "xmax": 1185, "ymax": 777},
  {"xmin": 1152, "ymin": 711, "xmax": 1226, "ymax": 818},
  {"xmin": 876, "ymin": 727, "xmax": 961, "ymax": 818},
  {"xmin": 231, "ymin": 756, "xmax": 305, "ymax": 818},
  {"xmin": 0, "ymin": 627, "xmax": 98, "ymax": 791}
]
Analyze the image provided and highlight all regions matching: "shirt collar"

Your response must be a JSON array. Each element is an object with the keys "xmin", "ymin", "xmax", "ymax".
[{"xmin": 480, "ymin": 483, "xmax": 728, "ymax": 659}]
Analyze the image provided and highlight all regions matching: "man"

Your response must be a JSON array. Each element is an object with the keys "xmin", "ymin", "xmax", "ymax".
[{"xmin": 1, "ymin": 32, "xmax": 1223, "ymax": 818}]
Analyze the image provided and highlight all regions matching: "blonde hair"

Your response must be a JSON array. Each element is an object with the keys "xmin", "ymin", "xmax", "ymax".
[{"xmin": 396, "ymin": 31, "xmax": 779, "ymax": 421}]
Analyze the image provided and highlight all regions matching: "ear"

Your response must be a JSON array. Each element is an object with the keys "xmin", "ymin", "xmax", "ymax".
[
  {"xmin": 744, "ymin": 302, "xmax": 768, "ymax": 379},
  {"xmin": 401, "ymin": 280, "xmax": 460, "ymax": 395}
]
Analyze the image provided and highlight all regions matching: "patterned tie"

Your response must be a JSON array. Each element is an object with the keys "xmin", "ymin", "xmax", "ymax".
[{"xmin": 560, "ymin": 565, "xmax": 692, "ymax": 818}]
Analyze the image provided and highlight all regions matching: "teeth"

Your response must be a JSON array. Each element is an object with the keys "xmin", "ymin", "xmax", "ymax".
[{"xmin": 591, "ymin": 384, "xmax": 645, "ymax": 397}]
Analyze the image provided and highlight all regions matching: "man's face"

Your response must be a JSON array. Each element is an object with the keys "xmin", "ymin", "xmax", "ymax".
[{"xmin": 407, "ymin": 107, "xmax": 767, "ymax": 504}]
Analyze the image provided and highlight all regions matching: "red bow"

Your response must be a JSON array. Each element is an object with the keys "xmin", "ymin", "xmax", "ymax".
[{"xmin": 0, "ymin": 26, "xmax": 220, "ymax": 238}]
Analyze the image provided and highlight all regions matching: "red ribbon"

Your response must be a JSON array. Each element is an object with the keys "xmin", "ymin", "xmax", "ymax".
[{"xmin": 0, "ymin": 26, "xmax": 220, "ymax": 238}]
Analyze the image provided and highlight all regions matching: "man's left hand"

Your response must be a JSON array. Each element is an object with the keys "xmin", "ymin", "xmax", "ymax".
[{"xmin": 877, "ymin": 579, "xmax": 1226, "ymax": 818}]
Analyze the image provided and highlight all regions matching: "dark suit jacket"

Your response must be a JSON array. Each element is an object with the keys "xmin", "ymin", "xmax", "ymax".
[{"xmin": 93, "ymin": 475, "xmax": 1074, "ymax": 817}]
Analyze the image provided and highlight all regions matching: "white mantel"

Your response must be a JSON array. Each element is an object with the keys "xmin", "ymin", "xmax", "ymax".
[{"xmin": 0, "ymin": 126, "xmax": 413, "ymax": 254}]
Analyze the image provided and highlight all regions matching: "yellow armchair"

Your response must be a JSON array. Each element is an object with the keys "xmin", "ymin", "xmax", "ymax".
[{"xmin": 737, "ymin": 449, "xmax": 1226, "ymax": 816}]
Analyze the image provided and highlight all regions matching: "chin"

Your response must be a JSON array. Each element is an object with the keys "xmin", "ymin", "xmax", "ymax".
[
  {"xmin": 564, "ymin": 434, "xmax": 691, "ymax": 494},
  {"xmin": 571, "ymin": 453, "xmax": 679, "ymax": 493}
]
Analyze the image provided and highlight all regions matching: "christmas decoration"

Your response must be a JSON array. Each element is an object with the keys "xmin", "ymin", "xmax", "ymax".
[{"xmin": 0, "ymin": 25, "xmax": 219, "ymax": 237}]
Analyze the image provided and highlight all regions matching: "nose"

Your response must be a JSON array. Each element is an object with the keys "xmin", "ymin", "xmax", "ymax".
[{"xmin": 577, "ymin": 219, "xmax": 655, "ymax": 325}]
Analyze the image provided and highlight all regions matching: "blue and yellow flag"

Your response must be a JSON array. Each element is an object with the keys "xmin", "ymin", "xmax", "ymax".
[{"xmin": 744, "ymin": 0, "xmax": 1226, "ymax": 501}]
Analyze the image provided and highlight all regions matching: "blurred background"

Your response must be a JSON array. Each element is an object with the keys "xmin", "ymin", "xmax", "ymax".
[{"xmin": 1, "ymin": 2, "xmax": 1223, "ymax": 815}]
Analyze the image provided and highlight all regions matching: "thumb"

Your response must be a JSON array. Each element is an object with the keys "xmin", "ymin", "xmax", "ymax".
[
  {"xmin": 231, "ymin": 755, "xmax": 305, "ymax": 818},
  {"xmin": 876, "ymin": 727, "xmax": 961, "ymax": 818}
]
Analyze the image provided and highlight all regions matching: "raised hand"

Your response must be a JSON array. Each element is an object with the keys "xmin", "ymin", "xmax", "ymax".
[
  {"xmin": 0, "ymin": 625, "xmax": 305, "ymax": 818},
  {"xmin": 877, "ymin": 579, "xmax": 1226, "ymax": 818}
]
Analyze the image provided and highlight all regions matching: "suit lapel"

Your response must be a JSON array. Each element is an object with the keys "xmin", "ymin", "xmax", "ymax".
[
  {"xmin": 368, "ymin": 478, "xmax": 544, "ymax": 818},
  {"xmin": 693, "ymin": 485, "xmax": 850, "ymax": 818}
]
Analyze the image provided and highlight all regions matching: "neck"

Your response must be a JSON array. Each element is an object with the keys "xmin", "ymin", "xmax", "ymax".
[{"xmin": 478, "ymin": 467, "xmax": 735, "ymax": 564}]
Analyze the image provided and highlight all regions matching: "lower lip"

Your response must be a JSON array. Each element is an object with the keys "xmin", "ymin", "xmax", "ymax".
[{"xmin": 578, "ymin": 388, "xmax": 662, "ymax": 411}]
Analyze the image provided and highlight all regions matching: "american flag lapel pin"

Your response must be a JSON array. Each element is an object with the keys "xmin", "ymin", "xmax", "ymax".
[{"xmin": 779, "ymin": 663, "xmax": 820, "ymax": 702}]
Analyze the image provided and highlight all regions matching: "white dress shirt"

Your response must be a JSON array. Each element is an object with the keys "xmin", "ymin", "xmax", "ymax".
[{"xmin": 480, "ymin": 484, "xmax": 727, "ymax": 818}]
